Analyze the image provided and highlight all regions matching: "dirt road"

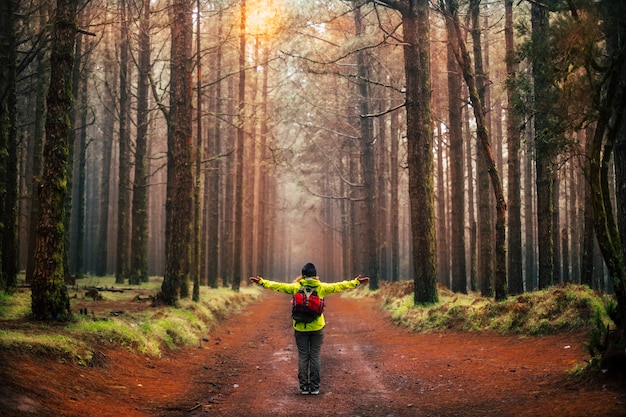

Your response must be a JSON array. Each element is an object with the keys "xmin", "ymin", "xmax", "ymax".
[
  {"xmin": 2, "ymin": 290, "xmax": 625, "ymax": 416},
  {"xmin": 166, "ymin": 291, "xmax": 625, "ymax": 417}
]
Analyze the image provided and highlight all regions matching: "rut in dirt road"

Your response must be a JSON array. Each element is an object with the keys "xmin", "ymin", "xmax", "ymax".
[{"xmin": 167, "ymin": 290, "xmax": 626, "ymax": 417}]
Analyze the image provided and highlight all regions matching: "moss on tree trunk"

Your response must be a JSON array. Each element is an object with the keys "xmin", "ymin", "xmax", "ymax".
[{"xmin": 30, "ymin": 0, "xmax": 76, "ymax": 321}]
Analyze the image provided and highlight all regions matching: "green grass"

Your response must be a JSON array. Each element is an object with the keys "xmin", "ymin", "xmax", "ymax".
[
  {"xmin": 0, "ymin": 290, "xmax": 31, "ymax": 320},
  {"xmin": 0, "ymin": 277, "xmax": 262, "ymax": 363},
  {"xmin": 357, "ymin": 282, "xmax": 614, "ymax": 336},
  {"xmin": 0, "ymin": 329, "xmax": 93, "ymax": 364}
]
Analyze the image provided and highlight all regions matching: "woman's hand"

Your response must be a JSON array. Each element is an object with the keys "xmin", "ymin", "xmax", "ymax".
[
  {"xmin": 356, "ymin": 275, "xmax": 370, "ymax": 284},
  {"xmin": 249, "ymin": 276, "xmax": 262, "ymax": 284}
]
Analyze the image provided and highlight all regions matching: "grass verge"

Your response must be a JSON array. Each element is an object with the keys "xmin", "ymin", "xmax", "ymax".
[
  {"xmin": 0, "ymin": 277, "xmax": 261, "ymax": 365},
  {"xmin": 350, "ymin": 281, "xmax": 614, "ymax": 335}
]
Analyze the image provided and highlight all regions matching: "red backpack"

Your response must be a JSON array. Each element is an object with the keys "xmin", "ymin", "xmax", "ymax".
[{"xmin": 292, "ymin": 285, "xmax": 325, "ymax": 323}]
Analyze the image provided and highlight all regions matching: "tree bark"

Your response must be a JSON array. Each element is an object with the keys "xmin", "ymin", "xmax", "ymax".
[
  {"xmin": 26, "ymin": 6, "xmax": 50, "ymax": 283},
  {"xmin": 257, "ymin": 45, "xmax": 270, "ymax": 277},
  {"xmin": 446, "ymin": 14, "xmax": 466, "ymax": 294},
  {"xmin": 390, "ymin": 94, "xmax": 400, "ymax": 282},
  {"xmin": 161, "ymin": 0, "xmax": 194, "ymax": 304},
  {"xmin": 130, "ymin": 0, "xmax": 151, "ymax": 286},
  {"xmin": 373, "ymin": 0, "xmax": 437, "ymax": 303},
  {"xmin": 191, "ymin": 0, "xmax": 202, "ymax": 301},
  {"xmin": 231, "ymin": 0, "xmax": 246, "ymax": 292},
  {"xmin": 0, "ymin": 0, "xmax": 19, "ymax": 291},
  {"xmin": 31, "ymin": 0, "xmax": 77, "ymax": 320},
  {"xmin": 505, "ymin": 0, "xmax": 523, "ymax": 295},
  {"xmin": 95, "ymin": 22, "xmax": 115, "ymax": 277},
  {"xmin": 116, "ymin": 0, "xmax": 131, "ymax": 284},
  {"xmin": 531, "ymin": 2, "xmax": 554, "ymax": 290},
  {"xmin": 466, "ymin": 100, "xmax": 478, "ymax": 292},
  {"xmin": 403, "ymin": 1, "xmax": 438, "ymax": 304},
  {"xmin": 436, "ymin": 127, "xmax": 449, "ymax": 287},
  {"xmin": 75, "ymin": 61, "xmax": 88, "ymax": 279},
  {"xmin": 552, "ymin": 169, "xmax": 561, "ymax": 283},
  {"xmin": 524, "ymin": 127, "xmax": 536, "ymax": 290},
  {"xmin": 220, "ymin": 78, "xmax": 236, "ymax": 286},
  {"xmin": 205, "ymin": 11, "xmax": 223, "ymax": 288},
  {"xmin": 591, "ymin": 0, "xmax": 626, "ymax": 330},
  {"xmin": 355, "ymin": 5, "xmax": 379, "ymax": 290}
]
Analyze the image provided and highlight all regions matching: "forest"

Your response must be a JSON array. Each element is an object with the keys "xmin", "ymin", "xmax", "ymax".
[{"xmin": 1, "ymin": 0, "xmax": 626, "ymax": 361}]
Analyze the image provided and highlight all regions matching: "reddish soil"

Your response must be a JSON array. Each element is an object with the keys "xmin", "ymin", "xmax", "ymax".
[{"xmin": 1, "ymin": 290, "xmax": 626, "ymax": 417}]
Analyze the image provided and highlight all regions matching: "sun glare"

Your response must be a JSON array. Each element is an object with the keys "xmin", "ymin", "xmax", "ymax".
[{"xmin": 246, "ymin": 0, "xmax": 283, "ymax": 39}]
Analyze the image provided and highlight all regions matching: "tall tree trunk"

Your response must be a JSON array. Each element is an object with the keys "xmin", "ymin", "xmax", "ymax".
[
  {"xmin": 161, "ymin": 0, "xmax": 194, "ymax": 304},
  {"xmin": 231, "ymin": 0, "xmax": 246, "ymax": 292},
  {"xmin": 612, "ymin": 121, "xmax": 626, "ymax": 322},
  {"xmin": 116, "ymin": 0, "xmax": 131, "ymax": 284},
  {"xmin": 591, "ymin": 0, "xmax": 626, "ymax": 331},
  {"xmin": 95, "ymin": 23, "xmax": 115, "ymax": 277},
  {"xmin": 436, "ymin": 127, "xmax": 449, "ymax": 287},
  {"xmin": 75, "ymin": 66, "xmax": 88, "ymax": 279},
  {"xmin": 341, "ymin": 153, "xmax": 352, "ymax": 279},
  {"xmin": 552, "ymin": 169, "xmax": 561, "ymax": 283},
  {"xmin": 390, "ymin": 94, "xmax": 400, "ymax": 282},
  {"xmin": 244, "ymin": 37, "xmax": 258, "ymax": 282},
  {"xmin": 465, "ymin": 107, "xmax": 478, "ymax": 292},
  {"xmin": 355, "ymin": 5, "xmax": 379, "ymax": 289},
  {"xmin": 257, "ymin": 46, "xmax": 270, "ymax": 277},
  {"xmin": 403, "ymin": 1, "xmax": 438, "ymax": 304},
  {"xmin": 322, "ymin": 176, "xmax": 334, "ymax": 277},
  {"xmin": 581, "ymin": 128, "xmax": 595, "ymax": 287},
  {"xmin": 130, "ymin": 0, "xmax": 151, "ymax": 285},
  {"xmin": 377, "ymin": 103, "xmax": 389, "ymax": 280},
  {"xmin": 446, "ymin": 15, "xmax": 466, "ymax": 294},
  {"xmin": 470, "ymin": 0, "xmax": 494, "ymax": 299},
  {"xmin": 26, "ymin": 5, "xmax": 50, "ymax": 282},
  {"xmin": 524, "ymin": 126, "xmax": 536, "ymax": 290},
  {"xmin": 206, "ymin": 12, "xmax": 223, "ymax": 289},
  {"xmin": 31, "ymin": 0, "xmax": 77, "ymax": 320},
  {"xmin": 191, "ymin": 0, "xmax": 202, "ymax": 301},
  {"xmin": 505, "ymin": 0, "xmax": 523, "ymax": 295},
  {"xmin": 0, "ymin": 0, "xmax": 19, "ymax": 290},
  {"xmin": 373, "ymin": 0, "xmax": 437, "ymax": 299},
  {"xmin": 532, "ymin": 2, "xmax": 554, "ymax": 290},
  {"xmin": 220, "ymin": 78, "xmax": 235, "ymax": 286},
  {"xmin": 349, "ymin": 138, "xmax": 360, "ymax": 277},
  {"xmin": 569, "ymin": 154, "xmax": 580, "ymax": 281}
]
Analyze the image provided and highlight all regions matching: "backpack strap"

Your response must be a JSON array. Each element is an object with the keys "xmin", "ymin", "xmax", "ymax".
[{"xmin": 301, "ymin": 285, "xmax": 315, "ymax": 300}]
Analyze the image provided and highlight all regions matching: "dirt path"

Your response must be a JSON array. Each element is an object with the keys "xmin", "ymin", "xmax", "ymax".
[
  {"xmin": 162, "ymin": 291, "xmax": 625, "ymax": 417},
  {"xmin": 2, "ymin": 290, "xmax": 626, "ymax": 416}
]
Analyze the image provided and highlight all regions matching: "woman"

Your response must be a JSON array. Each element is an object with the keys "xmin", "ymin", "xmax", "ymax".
[{"xmin": 249, "ymin": 262, "xmax": 369, "ymax": 395}]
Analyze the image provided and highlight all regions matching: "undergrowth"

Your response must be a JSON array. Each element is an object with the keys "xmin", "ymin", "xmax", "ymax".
[
  {"xmin": 0, "ymin": 276, "xmax": 261, "ymax": 365},
  {"xmin": 367, "ymin": 282, "xmax": 614, "ymax": 336}
]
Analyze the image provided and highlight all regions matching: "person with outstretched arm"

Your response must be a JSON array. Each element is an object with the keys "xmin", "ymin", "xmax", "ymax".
[{"xmin": 249, "ymin": 262, "xmax": 369, "ymax": 395}]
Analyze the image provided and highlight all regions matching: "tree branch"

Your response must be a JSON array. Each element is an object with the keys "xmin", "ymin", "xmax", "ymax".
[
  {"xmin": 78, "ymin": 28, "xmax": 96, "ymax": 37},
  {"xmin": 361, "ymin": 100, "xmax": 406, "ymax": 118}
]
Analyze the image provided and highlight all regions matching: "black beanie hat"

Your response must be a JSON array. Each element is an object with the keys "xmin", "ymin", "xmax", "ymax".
[{"xmin": 302, "ymin": 263, "xmax": 317, "ymax": 278}]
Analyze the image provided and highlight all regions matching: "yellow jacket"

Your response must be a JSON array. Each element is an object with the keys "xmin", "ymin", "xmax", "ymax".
[{"xmin": 257, "ymin": 276, "xmax": 361, "ymax": 332}]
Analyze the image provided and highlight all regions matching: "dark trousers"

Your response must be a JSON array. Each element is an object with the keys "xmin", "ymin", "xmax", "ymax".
[{"xmin": 294, "ymin": 329, "xmax": 324, "ymax": 390}]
